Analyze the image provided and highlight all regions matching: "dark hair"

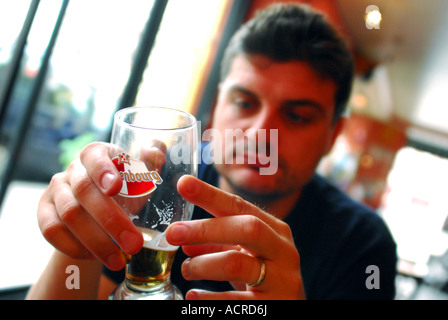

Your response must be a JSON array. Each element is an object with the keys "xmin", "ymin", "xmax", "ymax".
[{"xmin": 220, "ymin": 3, "xmax": 354, "ymax": 122}]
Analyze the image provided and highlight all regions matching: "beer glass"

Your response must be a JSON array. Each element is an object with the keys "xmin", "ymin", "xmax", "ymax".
[{"xmin": 108, "ymin": 106, "xmax": 197, "ymax": 300}]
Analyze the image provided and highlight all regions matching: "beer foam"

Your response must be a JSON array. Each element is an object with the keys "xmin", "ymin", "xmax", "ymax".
[{"xmin": 139, "ymin": 227, "xmax": 178, "ymax": 251}]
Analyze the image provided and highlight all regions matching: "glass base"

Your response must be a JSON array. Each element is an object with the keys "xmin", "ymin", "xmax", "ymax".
[{"xmin": 109, "ymin": 280, "xmax": 183, "ymax": 300}]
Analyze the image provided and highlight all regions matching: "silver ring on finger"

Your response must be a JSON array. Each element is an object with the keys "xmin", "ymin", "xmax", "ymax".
[{"xmin": 247, "ymin": 257, "xmax": 266, "ymax": 287}]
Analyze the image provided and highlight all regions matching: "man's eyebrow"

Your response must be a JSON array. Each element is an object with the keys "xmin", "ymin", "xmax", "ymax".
[
  {"xmin": 228, "ymin": 85, "xmax": 258, "ymax": 98},
  {"xmin": 227, "ymin": 85, "xmax": 327, "ymax": 112},
  {"xmin": 284, "ymin": 99, "xmax": 326, "ymax": 112}
]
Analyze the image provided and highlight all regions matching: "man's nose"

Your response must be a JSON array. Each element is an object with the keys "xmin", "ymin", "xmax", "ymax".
[
  {"xmin": 245, "ymin": 107, "xmax": 278, "ymax": 146},
  {"xmin": 251, "ymin": 104, "xmax": 279, "ymax": 128}
]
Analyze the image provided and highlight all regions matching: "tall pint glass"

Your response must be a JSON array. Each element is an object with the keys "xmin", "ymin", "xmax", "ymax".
[{"xmin": 108, "ymin": 106, "xmax": 197, "ymax": 300}]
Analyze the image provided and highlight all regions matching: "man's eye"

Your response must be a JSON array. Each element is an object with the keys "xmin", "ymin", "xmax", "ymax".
[
  {"xmin": 234, "ymin": 98, "xmax": 253, "ymax": 109},
  {"xmin": 286, "ymin": 112, "xmax": 311, "ymax": 123}
]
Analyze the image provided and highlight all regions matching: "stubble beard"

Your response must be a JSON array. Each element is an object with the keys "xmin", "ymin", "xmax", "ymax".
[{"xmin": 214, "ymin": 163, "xmax": 302, "ymax": 214}]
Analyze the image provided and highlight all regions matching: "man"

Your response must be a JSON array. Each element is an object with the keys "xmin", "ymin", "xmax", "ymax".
[{"xmin": 27, "ymin": 3, "xmax": 396, "ymax": 300}]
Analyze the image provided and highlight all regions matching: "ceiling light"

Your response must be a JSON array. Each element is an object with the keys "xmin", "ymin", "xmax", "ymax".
[{"xmin": 365, "ymin": 6, "xmax": 382, "ymax": 29}]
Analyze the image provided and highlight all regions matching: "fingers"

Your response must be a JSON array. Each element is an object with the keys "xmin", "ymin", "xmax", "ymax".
[
  {"xmin": 182, "ymin": 244, "xmax": 238, "ymax": 258},
  {"xmin": 80, "ymin": 141, "xmax": 167, "ymax": 197},
  {"xmin": 68, "ymin": 161, "xmax": 143, "ymax": 255},
  {"xmin": 181, "ymin": 250, "xmax": 263, "ymax": 286},
  {"xmin": 80, "ymin": 142, "xmax": 123, "ymax": 196},
  {"xmin": 185, "ymin": 290, "xmax": 261, "ymax": 300},
  {"xmin": 176, "ymin": 175, "xmax": 288, "ymax": 234},
  {"xmin": 52, "ymin": 189, "xmax": 128, "ymax": 270},
  {"xmin": 39, "ymin": 175, "xmax": 128, "ymax": 270},
  {"xmin": 38, "ymin": 140, "xmax": 174, "ymax": 271},
  {"xmin": 140, "ymin": 146, "xmax": 166, "ymax": 171},
  {"xmin": 170, "ymin": 176, "xmax": 292, "ymax": 259},
  {"xmin": 167, "ymin": 216, "xmax": 279, "ymax": 259},
  {"xmin": 38, "ymin": 188, "xmax": 90, "ymax": 259},
  {"xmin": 172, "ymin": 175, "xmax": 304, "ymax": 299},
  {"xmin": 39, "ymin": 141, "xmax": 169, "ymax": 270},
  {"xmin": 38, "ymin": 150, "xmax": 144, "ymax": 270},
  {"xmin": 182, "ymin": 249, "xmax": 303, "ymax": 299},
  {"xmin": 177, "ymin": 175, "xmax": 256, "ymax": 218}
]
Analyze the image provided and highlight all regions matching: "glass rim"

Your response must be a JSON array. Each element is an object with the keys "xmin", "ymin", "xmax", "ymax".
[{"xmin": 114, "ymin": 106, "xmax": 197, "ymax": 131}]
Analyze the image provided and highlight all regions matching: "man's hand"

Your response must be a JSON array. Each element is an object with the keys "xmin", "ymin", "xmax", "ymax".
[
  {"xmin": 166, "ymin": 175, "xmax": 306, "ymax": 300},
  {"xmin": 37, "ymin": 142, "xmax": 164, "ymax": 271}
]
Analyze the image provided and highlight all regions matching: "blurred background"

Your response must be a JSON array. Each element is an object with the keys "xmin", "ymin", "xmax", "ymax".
[{"xmin": 0, "ymin": 0, "xmax": 447, "ymax": 299}]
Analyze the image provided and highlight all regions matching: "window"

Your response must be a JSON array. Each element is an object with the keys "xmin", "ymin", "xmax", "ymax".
[
  {"xmin": 0, "ymin": 0, "xmax": 245, "ymax": 292},
  {"xmin": 0, "ymin": 0, "xmax": 234, "ymax": 192},
  {"xmin": 381, "ymin": 146, "xmax": 448, "ymax": 278},
  {"xmin": 136, "ymin": 0, "xmax": 230, "ymax": 115},
  {"xmin": 0, "ymin": 0, "xmax": 155, "ymax": 186}
]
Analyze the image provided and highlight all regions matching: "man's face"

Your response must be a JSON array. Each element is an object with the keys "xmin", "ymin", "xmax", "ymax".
[{"xmin": 211, "ymin": 54, "xmax": 343, "ymax": 200}]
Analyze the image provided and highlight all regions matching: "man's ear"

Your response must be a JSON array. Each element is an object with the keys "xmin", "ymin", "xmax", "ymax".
[{"xmin": 325, "ymin": 117, "xmax": 346, "ymax": 155}]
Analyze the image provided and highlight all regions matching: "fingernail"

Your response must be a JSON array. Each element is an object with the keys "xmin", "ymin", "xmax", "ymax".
[
  {"xmin": 101, "ymin": 172, "xmax": 115, "ymax": 191},
  {"xmin": 182, "ymin": 258, "xmax": 191, "ymax": 279},
  {"xmin": 168, "ymin": 223, "xmax": 190, "ymax": 245},
  {"xmin": 119, "ymin": 230, "xmax": 142, "ymax": 254}
]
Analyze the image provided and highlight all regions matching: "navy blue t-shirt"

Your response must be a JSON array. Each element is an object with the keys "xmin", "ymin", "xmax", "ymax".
[{"xmin": 104, "ymin": 162, "xmax": 397, "ymax": 299}]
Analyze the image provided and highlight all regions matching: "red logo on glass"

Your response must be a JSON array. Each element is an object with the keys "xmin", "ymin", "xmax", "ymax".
[{"xmin": 112, "ymin": 153, "xmax": 163, "ymax": 198}]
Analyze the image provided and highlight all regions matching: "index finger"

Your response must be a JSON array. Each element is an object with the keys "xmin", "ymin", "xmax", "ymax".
[{"xmin": 177, "ymin": 175, "xmax": 279, "ymax": 227}]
